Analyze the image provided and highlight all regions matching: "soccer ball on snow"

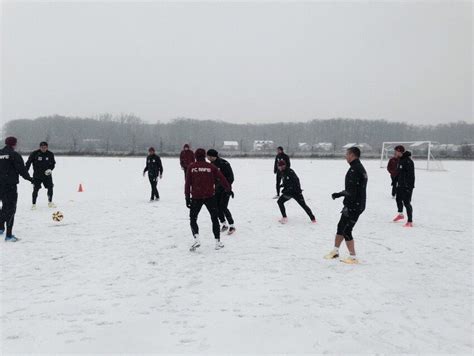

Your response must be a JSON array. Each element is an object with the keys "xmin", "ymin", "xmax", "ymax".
[{"xmin": 52, "ymin": 211, "xmax": 64, "ymax": 222}]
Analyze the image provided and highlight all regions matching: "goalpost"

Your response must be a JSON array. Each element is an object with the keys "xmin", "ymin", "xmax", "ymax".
[{"xmin": 380, "ymin": 141, "xmax": 446, "ymax": 171}]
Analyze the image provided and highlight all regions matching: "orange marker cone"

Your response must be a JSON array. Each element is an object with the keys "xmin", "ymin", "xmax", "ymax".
[{"xmin": 78, "ymin": 184, "xmax": 84, "ymax": 192}]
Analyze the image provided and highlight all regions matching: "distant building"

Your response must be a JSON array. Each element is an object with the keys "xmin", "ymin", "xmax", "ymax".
[
  {"xmin": 342, "ymin": 142, "xmax": 372, "ymax": 152},
  {"xmin": 222, "ymin": 141, "xmax": 239, "ymax": 151},
  {"xmin": 314, "ymin": 142, "xmax": 334, "ymax": 152},
  {"xmin": 298, "ymin": 142, "xmax": 312, "ymax": 152},
  {"xmin": 253, "ymin": 140, "xmax": 274, "ymax": 151}
]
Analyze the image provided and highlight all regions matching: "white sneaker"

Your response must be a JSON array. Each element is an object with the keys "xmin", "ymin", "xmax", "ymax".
[
  {"xmin": 215, "ymin": 240, "xmax": 224, "ymax": 250},
  {"xmin": 190, "ymin": 236, "xmax": 201, "ymax": 251},
  {"xmin": 31, "ymin": 204, "xmax": 37, "ymax": 210},
  {"xmin": 48, "ymin": 202, "xmax": 57, "ymax": 208},
  {"xmin": 273, "ymin": 195, "xmax": 280, "ymax": 199}
]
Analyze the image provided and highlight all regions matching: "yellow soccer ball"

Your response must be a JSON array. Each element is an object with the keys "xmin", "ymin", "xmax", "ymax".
[{"xmin": 52, "ymin": 211, "xmax": 64, "ymax": 222}]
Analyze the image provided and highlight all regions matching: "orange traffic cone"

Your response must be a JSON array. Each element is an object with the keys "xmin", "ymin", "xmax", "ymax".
[{"xmin": 78, "ymin": 184, "xmax": 84, "ymax": 192}]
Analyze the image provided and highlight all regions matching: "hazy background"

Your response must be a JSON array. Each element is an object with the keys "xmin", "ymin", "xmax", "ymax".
[{"xmin": 1, "ymin": 1, "xmax": 472, "ymax": 125}]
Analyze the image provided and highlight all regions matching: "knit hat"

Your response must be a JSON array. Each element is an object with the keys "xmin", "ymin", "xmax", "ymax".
[
  {"xmin": 195, "ymin": 148, "xmax": 206, "ymax": 161},
  {"xmin": 148, "ymin": 147, "xmax": 155, "ymax": 152},
  {"xmin": 206, "ymin": 149, "xmax": 218, "ymax": 157},
  {"xmin": 277, "ymin": 160, "xmax": 287, "ymax": 167},
  {"xmin": 40, "ymin": 141, "xmax": 48, "ymax": 147},
  {"xmin": 5, "ymin": 136, "xmax": 17, "ymax": 147},
  {"xmin": 395, "ymin": 145, "xmax": 405, "ymax": 153}
]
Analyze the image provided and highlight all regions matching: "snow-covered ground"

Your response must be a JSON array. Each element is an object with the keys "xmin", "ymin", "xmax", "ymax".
[{"xmin": 1, "ymin": 157, "xmax": 472, "ymax": 354}]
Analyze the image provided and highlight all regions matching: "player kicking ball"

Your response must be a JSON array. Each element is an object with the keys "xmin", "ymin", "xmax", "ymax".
[{"xmin": 324, "ymin": 147, "xmax": 367, "ymax": 264}]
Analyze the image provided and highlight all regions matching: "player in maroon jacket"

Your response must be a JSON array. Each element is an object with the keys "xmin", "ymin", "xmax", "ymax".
[
  {"xmin": 185, "ymin": 148, "xmax": 231, "ymax": 251},
  {"xmin": 387, "ymin": 153, "xmax": 399, "ymax": 198},
  {"xmin": 180, "ymin": 144, "xmax": 195, "ymax": 179}
]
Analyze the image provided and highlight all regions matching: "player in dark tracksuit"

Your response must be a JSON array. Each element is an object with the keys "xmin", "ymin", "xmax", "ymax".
[
  {"xmin": 26, "ymin": 141, "xmax": 56, "ymax": 208},
  {"xmin": 325, "ymin": 147, "xmax": 367, "ymax": 264},
  {"xmin": 393, "ymin": 145, "xmax": 415, "ymax": 226},
  {"xmin": 387, "ymin": 155, "xmax": 399, "ymax": 197},
  {"xmin": 143, "ymin": 147, "xmax": 163, "ymax": 201},
  {"xmin": 185, "ymin": 148, "xmax": 231, "ymax": 251},
  {"xmin": 273, "ymin": 146, "xmax": 291, "ymax": 198},
  {"xmin": 206, "ymin": 149, "xmax": 236, "ymax": 234},
  {"xmin": 0, "ymin": 137, "xmax": 33, "ymax": 241},
  {"xmin": 276, "ymin": 160, "xmax": 316, "ymax": 223}
]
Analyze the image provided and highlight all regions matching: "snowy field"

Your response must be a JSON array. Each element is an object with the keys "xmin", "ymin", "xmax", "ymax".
[{"xmin": 1, "ymin": 156, "xmax": 472, "ymax": 354}]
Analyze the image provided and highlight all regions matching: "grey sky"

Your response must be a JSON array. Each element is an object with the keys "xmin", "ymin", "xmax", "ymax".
[{"xmin": 1, "ymin": 1, "xmax": 472, "ymax": 125}]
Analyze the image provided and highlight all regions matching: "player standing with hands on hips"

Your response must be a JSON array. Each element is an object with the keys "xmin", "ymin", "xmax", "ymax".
[
  {"xmin": 143, "ymin": 147, "xmax": 163, "ymax": 202},
  {"xmin": 325, "ymin": 147, "xmax": 367, "ymax": 264},
  {"xmin": 185, "ymin": 148, "xmax": 231, "ymax": 251},
  {"xmin": 392, "ymin": 145, "xmax": 415, "ymax": 227},
  {"xmin": 0, "ymin": 137, "xmax": 33, "ymax": 242},
  {"xmin": 26, "ymin": 141, "xmax": 56, "ymax": 209}
]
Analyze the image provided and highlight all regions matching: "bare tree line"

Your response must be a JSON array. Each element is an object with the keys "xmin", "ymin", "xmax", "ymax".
[{"xmin": 3, "ymin": 114, "xmax": 473, "ymax": 156}]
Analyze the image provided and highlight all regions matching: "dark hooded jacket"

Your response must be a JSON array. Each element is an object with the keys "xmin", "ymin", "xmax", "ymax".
[{"xmin": 397, "ymin": 151, "xmax": 415, "ymax": 189}]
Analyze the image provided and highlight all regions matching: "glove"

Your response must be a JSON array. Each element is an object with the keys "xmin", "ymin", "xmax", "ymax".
[
  {"xmin": 332, "ymin": 192, "xmax": 343, "ymax": 200},
  {"xmin": 229, "ymin": 191, "xmax": 234, "ymax": 199},
  {"xmin": 186, "ymin": 197, "xmax": 192, "ymax": 209},
  {"xmin": 45, "ymin": 169, "xmax": 52, "ymax": 176}
]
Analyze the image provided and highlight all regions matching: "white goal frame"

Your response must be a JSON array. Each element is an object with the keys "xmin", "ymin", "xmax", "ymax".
[{"xmin": 380, "ymin": 141, "xmax": 446, "ymax": 171}]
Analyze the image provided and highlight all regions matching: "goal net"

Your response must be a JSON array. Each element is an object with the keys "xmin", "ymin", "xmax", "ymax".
[{"xmin": 380, "ymin": 141, "xmax": 446, "ymax": 171}]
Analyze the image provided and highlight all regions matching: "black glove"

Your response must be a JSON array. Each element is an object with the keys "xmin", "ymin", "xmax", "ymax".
[
  {"xmin": 229, "ymin": 191, "xmax": 234, "ymax": 199},
  {"xmin": 332, "ymin": 192, "xmax": 343, "ymax": 200},
  {"xmin": 186, "ymin": 197, "xmax": 192, "ymax": 209}
]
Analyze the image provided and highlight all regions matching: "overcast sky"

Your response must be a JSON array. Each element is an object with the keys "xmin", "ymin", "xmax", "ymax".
[{"xmin": 1, "ymin": 1, "xmax": 472, "ymax": 125}]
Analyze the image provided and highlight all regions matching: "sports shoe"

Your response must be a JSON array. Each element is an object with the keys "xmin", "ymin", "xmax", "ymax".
[
  {"xmin": 273, "ymin": 195, "xmax": 280, "ymax": 199},
  {"xmin": 311, "ymin": 218, "xmax": 317, "ymax": 224},
  {"xmin": 5, "ymin": 235, "xmax": 18, "ymax": 242},
  {"xmin": 403, "ymin": 222, "xmax": 413, "ymax": 228},
  {"xmin": 48, "ymin": 202, "xmax": 57, "ymax": 208},
  {"xmin": 340, "ymin": 256, "xmax": 359, "ymax": 264},
  {"xmin": 31, "ymin": 204, "xmax": 37, "ymax": 210},
  {"xmin": 393, "ymin": 213, "xmax": 404, "ymax": 222},
  {"xmin": 278, "ymin": 217, "xmax": 288, "ymax": 224},
  {"xmin": 215, "ymin": 240, "xmax": 225, "ymax": 250},
  {"xmin": 190, "ymin": 236, "xmax": 201, "ymax": 251},
  {"xmin": 324, "ymin": 249, "xmax": 339, "ymax": 259},
  {"xmin": 228, "ymin": 226, "xmax": 236, "ymax": 235},
  {"xmin": 221, "ymin": 224, "xmax": 229, "ymax": 232}
]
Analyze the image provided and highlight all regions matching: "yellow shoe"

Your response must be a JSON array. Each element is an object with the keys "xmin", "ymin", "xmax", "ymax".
[
  {"xmin": 340, "ymin": 256, "xmax": 359, "ymax": 264},
  {"xmin": 324, "ymin": 250, "xmax": 339, "ymax": 259},
  {"xmin": 48, "ymin": 202, "xmax": 57, "ymax": 208},
  {"xmin": 31, "ymin": 204, "xmax": 36, "ymax": 210}
]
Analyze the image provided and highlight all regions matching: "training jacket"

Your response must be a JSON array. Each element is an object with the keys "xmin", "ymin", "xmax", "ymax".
[
  {"xmin": 387, "ymin": 157, "xmax": 399, "ymax": 177},
  {"xmin": 26, "ymin": 150, "xmax": 56, "ymax": 178},
  {"xmin": 185, "ymin": 160, "xmax": 231, "ymax": 199},
  {"xmin": 281, "ymin": 168, "xmax": 303, "ymax": 196},
  {"xmin": 211, "ymin": 157, "xmax": 234, "ymax": 192},
  {"xmin": 143, "ymin": 154, "xmax": 163, "ymax": 177},
  {"xmin": 274, "ymin": 153, "xmax": 291, "ymax": 174},
  {"xmin": 397, "ymin": 151, "xmax": 415, "ymax": 189},
  {"xmin": 180, "ymin": 149, "xmax": 195, "ymax": 170},
  {"xmin": 0, "ymin": 146, "xmax": 32, "ymax": 185},
  {"xmin": 343, "ymin": 158, "xmax": 368, "ymax": 213}
]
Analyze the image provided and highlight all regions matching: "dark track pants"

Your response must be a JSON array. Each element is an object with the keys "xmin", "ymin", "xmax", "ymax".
[
  {"xmin": 148, "ymin": 175, "xmax": 159, "ymax": 200},
  {"xmin": 396, "ymin": 187, "xmax": 413, "ymax": 222},
  {"xmin": 277, "ymin": 193, "xmax": 315, "ymax": 220},
  {"xmin": 276, "ymin": 173, "xmax": 283, "ymax": 196},
  {"xmin": 189, "ymin": 196, "xmax": 220, "ymax": 240},
  {"xmin": 0, "ymin": 184, "xmax": 18, "ymax": 237},
  {"xmin": 33, "ymin": 176, "xmax": 53, "ymax": 204},
  {"xmin": 390, "ymin": 176, "xmax": 398, "ymax": 197},
  {"xmin": 215, "ymin": 190, "xmax": 234, "ymax": 225}
]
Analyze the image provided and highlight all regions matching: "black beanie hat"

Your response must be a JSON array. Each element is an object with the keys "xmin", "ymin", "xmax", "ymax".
[{"xmin": 206, "ymin": 149, "xmax": 218, "ymax": 157}]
